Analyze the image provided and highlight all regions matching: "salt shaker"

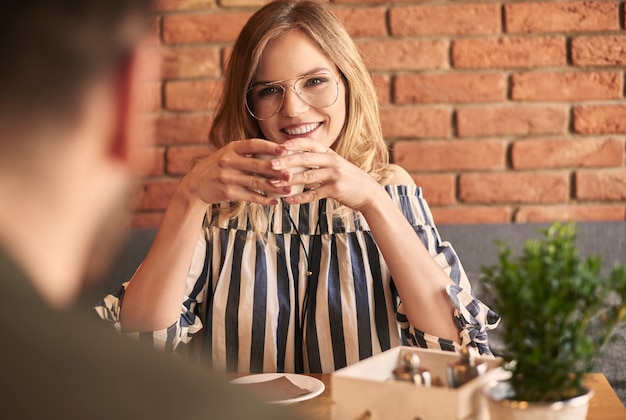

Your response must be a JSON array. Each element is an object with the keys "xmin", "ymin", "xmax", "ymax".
[
  {"xmin": 392, "ymin": 350, "xmax": 432, "ymax": 386},
  {"xmin": 446, "ymin": 346, "xmax": 486, "ymax": 388}
]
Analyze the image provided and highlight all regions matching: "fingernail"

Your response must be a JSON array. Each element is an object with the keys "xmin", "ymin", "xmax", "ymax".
[
  {"xmin": 269, "ymin": 198, "xmax": 278, "ymax": 205},
  {"xmin": 284, "ymin": 140, "xmax": 293, "ymax": 148},
  {"xmin": 282, "ymin": 186, "xmax": 291, "ymax": 194},
  {"xmin": 269, "ymin": 179, "xmax": 280, "ymax": 185},
  {"xmin": 270, "ymin": 159, "xmax": 280, "ymax": 169}
]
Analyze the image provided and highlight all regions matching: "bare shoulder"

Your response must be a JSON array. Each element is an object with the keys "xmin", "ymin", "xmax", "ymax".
[{"xmin": 384, "ymin": 164, "xmax": 416, "ymax": 186}]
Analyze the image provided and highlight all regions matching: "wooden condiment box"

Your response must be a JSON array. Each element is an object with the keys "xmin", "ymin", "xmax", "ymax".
[{"xmin": 331, "ymin": 347, "xmax": 504, "ymax": 420}]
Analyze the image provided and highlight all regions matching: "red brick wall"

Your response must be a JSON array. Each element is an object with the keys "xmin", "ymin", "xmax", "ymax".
[{"xmin": 132, "ymin": 0, "xmax": 626, "ymax": 227}]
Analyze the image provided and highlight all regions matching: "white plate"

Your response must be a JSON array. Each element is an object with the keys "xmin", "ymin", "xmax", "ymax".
[{"xmin": 230, "ymin": 373, "xmax": 325, "ymax": 405}]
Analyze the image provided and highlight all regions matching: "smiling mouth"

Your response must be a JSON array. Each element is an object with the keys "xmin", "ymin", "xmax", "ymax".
[{"xmin": 283, "ymin": 122, "xmax": 321, "ymax": 136}]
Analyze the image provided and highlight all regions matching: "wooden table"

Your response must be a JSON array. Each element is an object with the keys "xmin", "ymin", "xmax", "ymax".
[{"xmin": 291, "ymin": 373, "xmax": 625, "ymax": 419}]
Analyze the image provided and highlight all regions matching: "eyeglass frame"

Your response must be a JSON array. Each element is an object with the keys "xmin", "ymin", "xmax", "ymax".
[{"xmin": 244, "ymin": 71, "xmax": 341, "ymax": 121}]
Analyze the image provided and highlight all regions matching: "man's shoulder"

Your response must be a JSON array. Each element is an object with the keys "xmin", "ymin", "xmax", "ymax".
[{"xmin": 0, "ymin": 288, "xmax": 296, "ymax": 420}]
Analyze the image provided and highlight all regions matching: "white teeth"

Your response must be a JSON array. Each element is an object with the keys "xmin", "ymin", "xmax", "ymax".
[{"xmin": 284, "ymin": 123, "xmax": 320, "ymax": 136}]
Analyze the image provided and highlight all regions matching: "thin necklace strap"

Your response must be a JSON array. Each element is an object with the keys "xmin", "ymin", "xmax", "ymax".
[
  {"xmin": 282, "ymin": 199, "xmax": 325, "ymax": 273},
  {"xmin": 289, "ymin": 211, "xmax": 313, "ymax": 277},
  {"xmin": 315, "ymin": 198, "xmax": 326, "ymax": 235},
  {"xmin": 282, "ymin": 198, "xmax": 324, "ymax": 372}
]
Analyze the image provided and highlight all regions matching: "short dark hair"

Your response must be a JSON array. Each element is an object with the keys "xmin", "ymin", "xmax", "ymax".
[{"xmin": 0, "ymin": 0, "xmax": 151, "ymax": 132}]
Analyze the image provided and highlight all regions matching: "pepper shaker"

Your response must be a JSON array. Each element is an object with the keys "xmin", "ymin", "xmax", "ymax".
[
  {"xmin": 392, "ymin": 350, "xmax": 432, "ymax": 386},
  {"xmin": 446, "ymin": 346, "xmax": 486, "ymax": 388}
]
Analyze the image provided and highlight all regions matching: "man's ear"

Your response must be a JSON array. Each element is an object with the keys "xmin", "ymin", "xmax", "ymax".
[{"xmin": 108, "ymin": 50, "xmax": 138, "ymax": 163}]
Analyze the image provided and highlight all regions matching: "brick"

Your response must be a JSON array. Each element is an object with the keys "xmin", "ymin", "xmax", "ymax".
[
  {"xmin": 219, "ymin": 0, "xmax": 268, "ymax": 6},
  {"xmin": 129, "ymin": 212, "xmax": 164, "ymax": 229},
  {"xmin": 380, "ymin": 107, "xmax": 451, "ymax": 139},
  {"xmin": 154, "ymin": 0, "xmax": 215, "ymax": 11},
  {"xmin": 333, "ymin": 0, "xmax": 404, "ymax": 4},
  {"xmin": 571, "ymin": 35, "xmax": 626, "ymax": 66},
  {"xmin": 511, "ymin": 138, "xmax": 625, "ymax": 169},
  {"xmin": 160, "ymin": 46, "xmax": 221, "ymax": 79},
  {"xmin": 390, "ymin": 4, "xmax": 500, "ymax": 36},
  {"xmin": 431, "ymin": 206, "xmax": 512, "ymax": 225},
  {"xmin": 129, "ymin": 146, "xmax": 165, "ymax": 177},
  {"xmin": 358, "ymin": 39, "xmax": 448, "ymax": 71},
  {"xmin": 511, "ymin": 71, "xmax": 623, "ymax": 101},
  {"xmin": 452, "ymin": 36, "xmax": 566, "ymax": 69},
  {"xmin": 153, "ymin": 113, "xmax": 214, "ymax": 145},
  {"xmin": 164, "ymin": 80, "xmax": 223, "ymax": 111},
  {"xmin": 409, "ymin": 174, "xmax": 456, "ymax": 206},
  {"xmin": 166, "ymin": 145, "xmax": 212, "ymax": 175},
  {"xmin": 333, "ymin": 7, "xmax": 387, "ymax": 38},
  {"xmin": 573, "ymin": 105, "xmax": 626, "ymax": 134},
  {"xmin": 393, "ymin": 140, "xmax": 506, "ymax": 171},
  {"xmin": 162, "ymin": 12, "xmax": 252, "ymax": 45},
  {"xmin": 576, "ymin": 169, "xmax": 626, "ymax": 200},
  {"xmin": 371, "ymin": 74, "xmax": 390, "ymax": 106},
  {"xmin": 459, "ymin": 172, "xmax": 570, "ymax": 203},
  {"xmin": 505, "ymin": 1, "xmax": 619, "ymax": 33},
  {"xmin": 133, "ymin": 179, "xmax": 180, "ymax": 211},
  {"xmin": 457, "ymin": 105, "xmax": 568, "ymax": 137},
  {"xmin": 516, "ymin": 205, "xmax": 625, "ymax": 223},
  {"xmin": 394, "ymin": 73, "xmax": 506, "ymax": 104}
]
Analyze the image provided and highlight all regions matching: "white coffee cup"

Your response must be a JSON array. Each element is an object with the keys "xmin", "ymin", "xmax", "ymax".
[{"xmin": 254, "ymin": 151, "xmax": 307, "ymax": 197}]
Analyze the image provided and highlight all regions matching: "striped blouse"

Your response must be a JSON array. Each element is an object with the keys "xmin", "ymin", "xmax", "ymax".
[{"xmin": 96, "ymin": 185, "xmax": 500, "ymax": 373}]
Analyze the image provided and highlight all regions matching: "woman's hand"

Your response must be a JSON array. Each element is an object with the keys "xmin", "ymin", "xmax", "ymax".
[
  {"xmin": 179, "ymin": 139, "xmax": 298, "ymax": 206},
  {"xmin": 268, "ymin": 139, "xmax": 382, "ymax": 212}
]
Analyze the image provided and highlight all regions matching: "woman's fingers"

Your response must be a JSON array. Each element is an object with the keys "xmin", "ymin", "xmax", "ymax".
[
  {"xmin": 282, "ymin": 139, "xmax": 328, "ymax": 154},
  {"xmin": 222, "ymin": 168, "xmax": 289, "ymax": 197},
  {"xmin": 189, "ymin": 138, "xmax": 338, "ymax": 205},
  {"xmin": 276, "ymin": 153, "xmax": 377, "ymax": 210},
  {"xmin": 190, "ymin": 155, "xmax": 286, "ymax": 205},
  {"xmin": 268, "ymin": 150, "xmax": 334, "ymax": 175},
  {"xmin": 232, "ymin": 138, "xmax": 285, "ymax": 155}
]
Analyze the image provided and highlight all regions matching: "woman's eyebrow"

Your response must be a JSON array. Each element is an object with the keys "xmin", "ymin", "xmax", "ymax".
[{"xmin": 252, "ymin": 67, "xmax": 334, "ymax": 86}]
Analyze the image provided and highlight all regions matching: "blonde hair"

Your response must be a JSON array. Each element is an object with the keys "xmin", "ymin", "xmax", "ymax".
[{"xmin": 208, "ymin": 0, "xmax": 389, "ymax": 233}]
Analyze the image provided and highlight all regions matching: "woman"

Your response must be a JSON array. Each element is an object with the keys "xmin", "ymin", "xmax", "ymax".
[{"xmin": 97, "ymin": 0, "xmax": 499, "ymax": 373}]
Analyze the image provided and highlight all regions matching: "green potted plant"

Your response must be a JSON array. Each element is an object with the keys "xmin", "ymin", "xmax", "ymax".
[{"xmin": 480, "ymin": 222, "xmax": 626, "ymax": 419}]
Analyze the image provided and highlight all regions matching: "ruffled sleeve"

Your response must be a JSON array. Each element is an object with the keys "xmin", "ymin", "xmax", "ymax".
[
  {"xmin": 385, "ymin": 185, "xmax": 500, "ymax": 356},
  {"xmin": 94, "ymin": 232, "xmax": 209, "ymax": 353}
]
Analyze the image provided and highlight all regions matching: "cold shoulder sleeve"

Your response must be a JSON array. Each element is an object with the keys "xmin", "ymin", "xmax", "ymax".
[
  {"xmin": 385, "ymin": 185, "xmax": 500, "ymax": 356},
  {"xmin": 94, "ymin": 232, "xmax": 209, "ymax": 352}
]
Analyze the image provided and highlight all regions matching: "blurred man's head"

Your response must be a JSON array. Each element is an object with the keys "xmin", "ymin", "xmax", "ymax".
[
  {"xmin": 0, "ymin": 0, "xmax": 153, "ymax": 307},
  {"xmin": 0, "ymin": 0, "xmax": 151, "ymax": 141}
]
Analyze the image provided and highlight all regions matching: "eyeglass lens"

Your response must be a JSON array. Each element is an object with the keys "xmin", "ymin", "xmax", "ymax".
[{"xmin": 246, "ymin": 73, "xmax": 338, "ymax": 120}]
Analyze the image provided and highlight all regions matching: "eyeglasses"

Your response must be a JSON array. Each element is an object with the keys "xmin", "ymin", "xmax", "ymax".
[{"xmin": 245, "ymin": 72, "xmax": 340, "ymax": 120}]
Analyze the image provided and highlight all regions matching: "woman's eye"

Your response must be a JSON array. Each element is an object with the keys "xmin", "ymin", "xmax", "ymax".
[
  {"xmin": 257, "ymin": 85, "xmax": 282, "ymax": 98},
  {"xmin": 304, "ymin": 76, "xmax": 328, "ymax": 88}
]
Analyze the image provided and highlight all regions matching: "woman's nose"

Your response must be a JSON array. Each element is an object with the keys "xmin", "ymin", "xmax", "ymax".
[{"xmin": 280, "ymin": 86, "xmax": 310, "ymax": 117}]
